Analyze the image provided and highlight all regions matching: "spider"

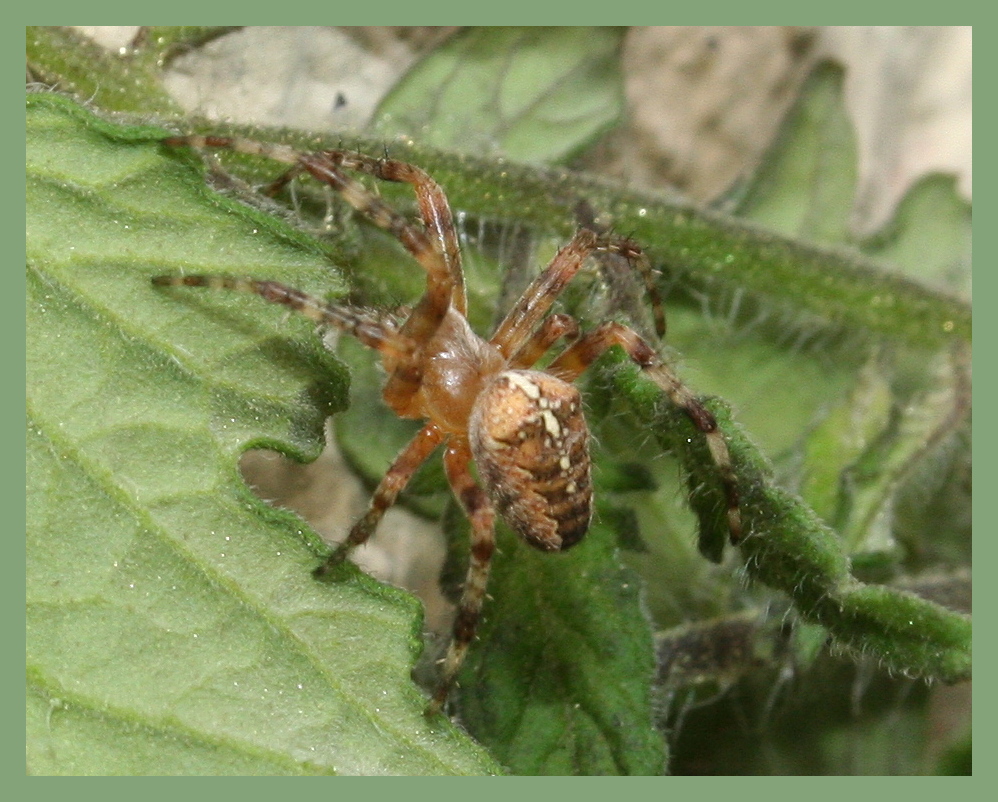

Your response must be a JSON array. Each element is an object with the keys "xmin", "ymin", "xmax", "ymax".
[{"xmin": 152, "ymin": 135, "xmax": 742, "ymax": 715}]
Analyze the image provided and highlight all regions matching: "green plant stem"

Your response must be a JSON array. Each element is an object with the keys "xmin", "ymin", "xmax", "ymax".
[
  {"xmin": 26, "ymin": 24, "xmax": 969, "ymax": 351},
  {"xmin": 611, "ymin": 357, "xmax": 971, "ymax": 685}
]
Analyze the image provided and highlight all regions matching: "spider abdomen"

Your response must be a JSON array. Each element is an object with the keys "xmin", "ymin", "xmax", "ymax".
[{"xmin": 469, "ymin": 370, "xmax": 592, "ymax": 551}]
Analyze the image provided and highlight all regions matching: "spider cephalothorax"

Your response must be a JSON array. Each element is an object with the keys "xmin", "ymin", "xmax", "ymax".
[{"xmin": 152, "ymin": 135, "xmax": 742, "ymax": 714}]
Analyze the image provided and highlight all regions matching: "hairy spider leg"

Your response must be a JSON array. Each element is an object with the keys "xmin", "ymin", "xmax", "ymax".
[
  {"xmin": 150, "ymin": 275, "xmax": 414, "ymax": 362},
  {"xmin": 148, "ymin": 277, "xmax": 463, "ymax": 557},
  {"xmin": 428, "ymin": 437, "xmax": 498, "ymax": 715},
  {"xmin": 413, "ymin": 317, "xmax": 584, "ymax": 714},
  {"xmin": 262, "ymin": 150, "xmax": 467, "ymax": 316},
  {"xmin": 258, "ymin": 161, "xmax": 303, "ymax": 197},
  {"xmin": 547, "ymin": 322, "xmax": 742, "ymax": 544},
  {"xmin": 329, "ymin": 152, "xmax": 465, "ymax": 315},
  {"xmin": 481, "ymin": 228, "xmax": 742, "ymax": 544},
  {"xmin": 162, "ymin": 136, "xmax": 457, "ymax": 411},
  {"xmin": 489, "ymin": 229, "xmax": 601, "ymax": 357},
  {"xmin": 508, "ymin": 312, "xmax": 581, "ymax": 369},
  {"xmin": 488, "ymin": 228, "xmax": 651, "ymax": 358},
  {"xmin": 151, "ymin": 270, "xmax": 466, "ymax": 710},
  {"xmin": 617, "ymin": 242, "xmax": 667, "ymax": 339},
  {"xmin": 573, "ymin": 200, "xmax": 667, "ymax": 338},
  {"xmin": 147, "ymin": 279, "xmax": 455, "ymax": 572},
  {"xmin": 314, "ymin": 422, "xmax": 446, "ymax": 575}
]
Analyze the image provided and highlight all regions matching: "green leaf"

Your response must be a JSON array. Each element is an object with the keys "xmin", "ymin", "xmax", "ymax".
[
  {"xmin": 732, "ymin": 58, "xmax": 972, "ymax": 568},
  {"xmin": 26, "ymin": 93, "xmax": 500, "ymax": 776},
  {"xmin": 735, "ymin": 62, "xmax": 859, "ymax": 245},
  {"xmin": 797, "ymin": 353, "xmax": 895, "ymax": 536},
  {"xmin": 452, "ymin": 518, "xmax": 667, "ymax": 776},
  {"xmin": 611, "ymin": 358, "xmax": 971, "ymax": 684},
  {"xmin": 737, "ymin": 60, "xmax": 971, "ymax": 296},
  {"xmin": 864, "ymin": 173, "xmax": 971, "ymax": 296},
  {"xmin": 372, "ymin": 27, "xmax": 626, "ymax": 164}
]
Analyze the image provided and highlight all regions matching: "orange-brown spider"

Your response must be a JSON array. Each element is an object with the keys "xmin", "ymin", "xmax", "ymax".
[{"xmin": 152, "ymin": 135, "xmax": 742, "ymax": 715}]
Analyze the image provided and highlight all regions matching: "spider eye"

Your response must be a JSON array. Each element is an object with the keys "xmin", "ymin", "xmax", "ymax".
[{"xmin": 469, "ymin": 370, "xmax": 592, "ymax": 551}]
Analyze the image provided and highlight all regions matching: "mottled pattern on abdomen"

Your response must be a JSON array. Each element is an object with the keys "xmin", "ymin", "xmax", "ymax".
[{"xmin": 469, "ymin": 370, "xmax": 592, "ymax": 551}]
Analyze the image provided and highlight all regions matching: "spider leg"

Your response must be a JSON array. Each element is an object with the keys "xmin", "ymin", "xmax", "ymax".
[
  {"xmin": 313, "ymin": 151, "xmax": 466, "ymax": 316},
  {"xmin": 489, "ymin": 228, "xmax": 644, "ymax": 359},
  {"xmin": 150, "ymin": 274, "xmax": 414, "ymax": 362},
  {"xmin": 314, "ymin": 423, "xmax": 446, "ymax": 576},
  {"xmin": 162, "ymin": 136, "xmax": 463, "ymax": 411},
  {"xmin": 261, "ymin": 163, "xmax": 304, "ymax": 197},
  {"xmin": 427, "ymin": 438, "xmax": 497, "ymax": 715},
  {"xmin": 162, "ymin": 137, "xmax": 455, "ymax": 346},
  {"xmin": 573, "ymin": 200, "xmax": 666, "ymax": 338},
  {"xmin": 632, "ymin": 247, "xmax": 667, "ymax": 338},
  {"xmin": 548, "ymin": 322, "xmax": 742, "ymax": 544},
  {"xmin": 508, "ymin": 312, "xmax": 580, "ymax": 369},
  {"xmin": 259, "ymin": 149, "xmax": 467, "ymax": 314}
]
